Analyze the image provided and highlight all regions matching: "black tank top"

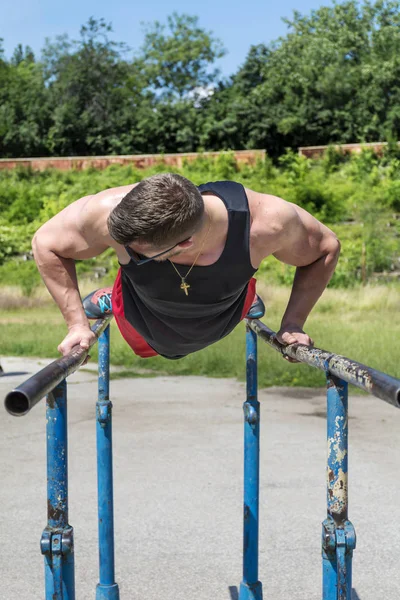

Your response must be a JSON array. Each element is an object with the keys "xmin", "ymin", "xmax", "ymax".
[{"xmin": 120, "ymin": 181, "xmax": 257, "ymax": 358}]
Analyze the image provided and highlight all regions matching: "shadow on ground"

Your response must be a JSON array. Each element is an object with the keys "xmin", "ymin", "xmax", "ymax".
[
  {"xmin": 228, "ymin": 586, "xmax": 238, "ymax": 600},
  {"xmin": 228, "ymin": 585, "xmax": 362, "ymax": 599},
  {"xmin": 0, "ymin": 372, "xmax": 29, "ymax": 377}
]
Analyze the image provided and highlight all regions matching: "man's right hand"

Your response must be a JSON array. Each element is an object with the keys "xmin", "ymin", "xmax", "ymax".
[{"xmin": 57, "ymin": 325, "xmax": 97, "ymax": 356}]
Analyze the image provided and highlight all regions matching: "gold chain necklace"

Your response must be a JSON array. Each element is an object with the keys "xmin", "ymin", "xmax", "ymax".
[{"xmin": 169, "ymin": 214, "xmax": 213, "ymax": 296}]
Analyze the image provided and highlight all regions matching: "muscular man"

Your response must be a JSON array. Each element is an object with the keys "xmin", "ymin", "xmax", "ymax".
[{"xmin": 32, "ymin": 174, "xmax": 340, "ymax": 360}]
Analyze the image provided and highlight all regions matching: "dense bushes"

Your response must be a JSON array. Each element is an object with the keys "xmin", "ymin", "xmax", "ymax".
[{"xmin": 0, "ymin": 150, "xmax": 399, "ymax": 293}]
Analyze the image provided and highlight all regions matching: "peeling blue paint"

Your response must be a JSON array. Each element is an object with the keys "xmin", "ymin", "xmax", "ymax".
[
  {"xmin": 322, "ymin": 375, "xmax": 357, "ymax": 599},
  {"xmin": 42, "ymin": 379, "xmax": 75, "ymax": 599},
  {"xmin": 239, "ymin": 325, "xmax": 263, "ymax": 600},
  {"xmin": 96, "ymin": 326, "xmax": 120, "ymax": 599},
  {"xmin": 39, "ymin": 325, "xmax": 119, "ymax": 600}
]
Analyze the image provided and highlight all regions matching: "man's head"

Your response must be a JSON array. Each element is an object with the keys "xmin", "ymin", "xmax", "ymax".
[{"xmin": 107, "ymin": 173, "xmax": 204, "ymax": 259}]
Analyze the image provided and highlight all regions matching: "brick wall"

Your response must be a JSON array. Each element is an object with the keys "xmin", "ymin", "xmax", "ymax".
[
  {"xmin": 0, "ymin": 150, "xmax": 265, "ymax": 171},
  {"xmin": 298, "ymin": 142, "xmax": 394, "ymax": 159}
]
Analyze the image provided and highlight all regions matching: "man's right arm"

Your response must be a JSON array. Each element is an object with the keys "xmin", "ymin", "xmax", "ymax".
[{"xmin": 32, "ymin": 194, "xmax": 113, "ymax": 355}]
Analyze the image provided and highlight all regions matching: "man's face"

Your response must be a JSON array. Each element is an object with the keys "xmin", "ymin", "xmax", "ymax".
[
  {"xmin": 151, "ymin": 245, "xmax": 185, "ymax": 262},
  {"xmin": 128, "ymin": 216, "xmax": 204, "ymax": 265},
  {"xmin": 129, "ymin": 237, "xmax": 194, "ymax": 265}
]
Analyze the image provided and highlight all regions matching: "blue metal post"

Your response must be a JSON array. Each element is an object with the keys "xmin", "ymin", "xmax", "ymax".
[
  {"xmin": 322, "ymin": 375, "xmax": 356, "ymax": 600},
  {"xmin": 240, "ymin": 325, "xmax": 263, "ymax": 600},
  {"xmin": 41, "ymin": 379, "xmax": 75, "ymax": 600},
  {"xmin": 96, "ymin": 325, "xmax": 120, "ymax": 600}
]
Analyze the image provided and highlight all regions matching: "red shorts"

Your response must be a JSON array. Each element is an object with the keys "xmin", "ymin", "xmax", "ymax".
[{"xmin": 112, "ymin": 269, "xmax": 257, "ymax": 358}]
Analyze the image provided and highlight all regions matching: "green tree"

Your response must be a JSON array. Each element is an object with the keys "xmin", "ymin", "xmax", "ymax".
[
  {"xmin": 135, "ymin": 13, "xmax": 225, "ymax": 152},
  {"xmin": 199, "ymin": 45, "xmax": 271, "ymax": 151},
  {"xmin": 202, "ymin": 0, "xmax": 400, "ymax": 155},
  {"xmin": 0, "ymin": 41, "xmax": 50, "ymax": 157},
  {"xmin": 139, "ymin": 13, "xmax": 225, "ymax": 100},
  {"xmin": 43, "ymin": 18, "xmax": 143, "ymax": 156},
  {"xmin": 11, "ymin": 44, "xmax": 35, "ymax": 66}
]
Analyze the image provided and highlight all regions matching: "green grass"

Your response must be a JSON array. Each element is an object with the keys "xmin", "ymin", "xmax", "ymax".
[{"xmin": 0, "ymin": 283, "xmax": 399, "ymax": 389}]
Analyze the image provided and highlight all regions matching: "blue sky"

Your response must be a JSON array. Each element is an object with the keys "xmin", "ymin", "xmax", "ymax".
[{"xmin": 2, "ymin": 0, "xmax": 335, "ymax": 76}]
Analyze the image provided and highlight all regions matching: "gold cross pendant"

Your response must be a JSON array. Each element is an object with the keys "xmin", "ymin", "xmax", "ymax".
[{"xmin": 180, "ymin": 280, "xmax": 190, "ymax": 296}]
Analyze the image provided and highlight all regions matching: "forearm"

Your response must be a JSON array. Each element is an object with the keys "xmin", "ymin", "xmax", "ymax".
[
  {"xmin": 281, "ymin": 247, "xmax": 339, "ymax": 330},
  {"xmin": 32, "ymin": 237, "xmax": 89, "ymax": 330}
]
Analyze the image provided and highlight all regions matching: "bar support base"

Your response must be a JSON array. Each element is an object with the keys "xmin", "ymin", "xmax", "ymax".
[
  {"xmin": 96, "ymin": 583, "xmax": 120, "ymax": 600},
  {"xmin": 239, "ymin": 581, "xmax": 263, "ymax": 600}
]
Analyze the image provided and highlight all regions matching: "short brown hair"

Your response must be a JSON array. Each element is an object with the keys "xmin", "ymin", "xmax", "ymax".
[{"xmin": 107, "ymin": 173, "xmax": 204, "ymax": 247}]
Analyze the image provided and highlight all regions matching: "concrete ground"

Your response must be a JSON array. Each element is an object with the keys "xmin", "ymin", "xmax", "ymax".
[{"xmin": 1, "ymin": 356, "xmax": 400, "ymax": 600}]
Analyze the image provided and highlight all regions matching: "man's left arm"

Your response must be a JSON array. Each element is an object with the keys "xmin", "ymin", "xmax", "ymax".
[{"xmin": 249, "ymin": 192, "xmax": 340, "ymax": 351}]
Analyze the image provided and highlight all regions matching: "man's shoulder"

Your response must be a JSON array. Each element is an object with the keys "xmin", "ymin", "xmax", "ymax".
[
  {"xmin": 73, "ymin": 184, "xmax": 134, "ymax": 243},
  {"xmin": 82, "ymin": 183, "xmax": 137, "ymax": 226},
  {"xmin": 246, "ymin": 190, "xmax": 295, "ymax": 257},
  {"xmin": 245, "ymin": 188, "xmax": 288, "ymax": 223},
  {"xmin": 90, "ymin": 182, "xmax": 139, "ymax": 212}
]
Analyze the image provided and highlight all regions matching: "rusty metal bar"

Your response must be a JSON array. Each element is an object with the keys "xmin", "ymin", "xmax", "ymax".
[
  {"xmin": 247, "ymin": 319, "xmax": 400, "ymax": 408},
  {"xmin": 4, "ymin": 316, "xmax": 113, "ymax": 416}
]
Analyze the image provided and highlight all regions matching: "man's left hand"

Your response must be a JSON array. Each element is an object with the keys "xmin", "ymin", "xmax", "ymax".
[{"xmin": 275, "ymin": 325, "xmax": 314, "ymax": 363}]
